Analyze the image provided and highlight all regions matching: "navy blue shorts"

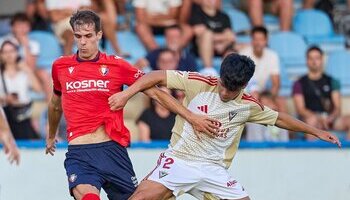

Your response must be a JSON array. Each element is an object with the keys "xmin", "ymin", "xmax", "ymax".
[{"xmin": 64, "ymin": 141, "xmax": 138, "ymax": 200}]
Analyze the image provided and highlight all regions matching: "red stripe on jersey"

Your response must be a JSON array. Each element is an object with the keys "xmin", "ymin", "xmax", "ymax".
[
  {"xmin": 242, "ymin": 93, "xmax": 264, "ymax": 110},
  {"xmin": 188, "ymin": 76, "xmax": 218, "ymax": 86},
  {"xmin": 188, "ymin": 74, "xmax": 218, "ymax": 86}
]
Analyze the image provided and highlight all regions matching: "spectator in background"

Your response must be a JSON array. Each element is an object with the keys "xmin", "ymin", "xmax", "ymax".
[
  {"xmin": 45, "ymin": 0, "xmax": 91, "ymax": 55},
  {"xmin": 240, "ymin": 26, "xmax": 285, "ymax": 110},
  {"xmin": 292, "ymin": 46, "xmax": 350, "ymax": 140},
  {"xmin": 0, "ymin": 107, "xmax": 20, "ymax": 165},
  {"xmin": 133, "ymin": 0, "xmax": 182, "ymax": 51},
  {"xmin": 177, "ymin": 0, "xmax": 221, "ymax": 49},
  {"xmin": 135, "ymin": 25, "xmax": 197, "ymax": 72},
  {"xmin": 0, "ymin": 13, "xmax": 40, "ymax": 70},
  {"xmin": 26, "ymin": 0, "xmax": 52, "ymax": 32},
  {"xmin": 246, "ymin": 91, "xmax": 289, "ymax": 141},
  {"xmin": 91, "ymin": 0, "xmax": 127, "ymax": 56},
  {"xmin": 240, "ymin": 0, "xmax": 294, "ymax": 31},
  {"xmin": 190, "ymin": 0, "xmax": 236, "ymax": 75},
  {"xmin": 137, "ymin": 86, "xmax": 175, "ymax": 141},
  {"xmin": 0, "ymin": 40, "xmax": 42, "ymax": 139}
]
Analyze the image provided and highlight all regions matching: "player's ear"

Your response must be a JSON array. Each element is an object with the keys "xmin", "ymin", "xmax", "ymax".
[{"xmin": 97, "ymin": 31, "xmax": 103, "ymax": 40}]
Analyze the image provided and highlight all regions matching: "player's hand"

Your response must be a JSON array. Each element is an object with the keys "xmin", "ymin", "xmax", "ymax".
[
  {"xmin": 45, "ymin": 137, "xmax": 57, "ymax": 156},
  {"xmin": 316, "ymin": 131, "xmax": 341, "ymax": 148},
  {"xmin": 188, "ymin": 113, "xmax": 220, "ymax": 140},
  {"xmin": 108, "ymin": 92, "xmax": 129, "ymax": 111},
  {"xmin": 4, "ymin": 144, "xmax": 20, "ymax": 165}
]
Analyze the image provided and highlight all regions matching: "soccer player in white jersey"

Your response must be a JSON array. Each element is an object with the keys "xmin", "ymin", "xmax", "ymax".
[{"xmin": 108, "ymin": 53, "xmax": 341, "ymax": 200}]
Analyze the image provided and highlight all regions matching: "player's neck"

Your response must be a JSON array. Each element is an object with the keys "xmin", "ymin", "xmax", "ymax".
[{"xmin": 77, "ymin": 51, "xmax": 100, "ymax": 62}]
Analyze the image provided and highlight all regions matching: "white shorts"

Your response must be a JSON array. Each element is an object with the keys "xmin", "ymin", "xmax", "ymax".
[{"xmin": 145, "ymin": 152, "xmax": 248, "ymax": 200}]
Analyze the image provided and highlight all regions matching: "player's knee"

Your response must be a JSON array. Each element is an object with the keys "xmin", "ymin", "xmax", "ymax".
[{"xmin": 81, "ymin": 193, "xmax": 100, "ymax": 200}]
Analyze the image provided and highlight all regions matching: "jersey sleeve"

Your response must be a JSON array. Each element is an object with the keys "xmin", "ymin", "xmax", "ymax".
[
  {"xmin": 247, "ymin": 104, "xmax": 279, "ymax": 126},
  {"xmin": 51, "ymin": 61, "xmax": 62, "ymax": 96},
  {"xmin": 166, "ymin": 70, "xmax": 189, "ymax": 91},
  {"xmin": 119, "ymin": 59, "xmax": 145, "ymax": 86}
]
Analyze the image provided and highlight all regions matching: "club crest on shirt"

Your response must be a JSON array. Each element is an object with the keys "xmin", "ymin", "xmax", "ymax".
[{"xmin": 99, "ymin": 65, "xmax": 109, "ymax": 76}]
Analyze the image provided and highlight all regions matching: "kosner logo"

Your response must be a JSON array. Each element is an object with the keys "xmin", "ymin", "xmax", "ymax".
[{"xmin": 66, "ymin": 80, "xmax": 110, "ymax": 92}]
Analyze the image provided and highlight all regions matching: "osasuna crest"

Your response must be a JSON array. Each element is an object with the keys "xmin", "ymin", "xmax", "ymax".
[
  {"xmin": 69, "ymin": 174, "xmax": 77, "ymax": 183},
  {"xmin": 99, "ymin": 65, "xmax": 109, "ymax": 76},
  {"xmin": 229, "ymin": 111, "xmax": 237, "ymax": 122}
]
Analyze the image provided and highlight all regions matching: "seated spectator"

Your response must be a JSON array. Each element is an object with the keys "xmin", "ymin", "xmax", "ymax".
[
  {"xmin": 246, "ymin": 91, "xmax": 289, "ymax": 141},
  {"xmin": 91, "ymin": 0, "xmax": 127, "ymax": 56},
  {"xmin": 156, "ymin": 49, "xmax": 180, "ymax": 70},
  {"xmin": 177, "ymin": 0, "xmax": 221, "ymax": 49},
  {"xmin": 0, "ymin": 40, "xmax": 42, "ymax": 139},
  {"xmin": 137, "ymin": 86, "xmax": 175, "ymax": 141},
  {"xmin": 240, "ymin": 0, "xmax": 294, "ymax": 31},
  {"xmin": 133, "ymin": 0, "xmax": 182, "ymax": 51},
  {"xmin": 292, "ymin": 46, "xmax": 350, "ymax": 140},
  {"xmin": 190, "ymin": 0, "xmax": 236, "ymax": 75},
  {"xmin": 0, "ymin": 13, "xmax": 40, "ymax": 70},
  {"xmin": 26, "ymin": 0, "xmax": 52, "ymax": 32},
  {"xmin": 135, "ymin": 25, "xmax": 197, "ymax": 72},
  {"xmin": 45, "ymin": 0, "xmax": 91, "ymax": 55},
  {"xmin": 240, "ymin": 26, "xmax": 286, "ymax": 112}
]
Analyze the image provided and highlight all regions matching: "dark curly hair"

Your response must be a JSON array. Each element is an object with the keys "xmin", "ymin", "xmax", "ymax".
[{"xmin": 219, "ymin": 53, "xmax": 255, "ymax": 91}]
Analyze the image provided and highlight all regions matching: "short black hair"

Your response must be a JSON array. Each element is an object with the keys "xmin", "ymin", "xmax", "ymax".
[
  {"xmin": 220, "ymin": 53, "xmax": 255, "ymax": 91},
  {"xmin": 251, "ymin": 26, "xmax": 268, "ymax": 38},
  {"xmin": 69, "ymin": 10, "xmax": 101, "ymax": 33},
  {"xmin": 10, "ymin": 12, "xmax": 30, "ymax": 26},
  {"xmin": 306, "ymin": 45, "xmax": 323, "ymax": 57}
]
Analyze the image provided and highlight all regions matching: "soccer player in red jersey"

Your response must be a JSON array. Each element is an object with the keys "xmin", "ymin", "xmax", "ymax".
[{"xmin": 45, "ymin": 10, "xmax": 217, "ymax": 200}]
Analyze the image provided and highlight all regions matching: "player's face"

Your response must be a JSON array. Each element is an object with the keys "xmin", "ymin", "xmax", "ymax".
[
  {"xmin": 218, "ymin": 80, "xmax": 241, "ymax": 102},
  {"xmin": 73, "ymin": 24, "xmax": 102, "ymax": 60},
  {"xmin": 307, "ymin": 50, "xmax": 323, "ymax": 72},
  {"xmin": 252, "ymin": 32, "xmax": 267, "ymax": 54}
]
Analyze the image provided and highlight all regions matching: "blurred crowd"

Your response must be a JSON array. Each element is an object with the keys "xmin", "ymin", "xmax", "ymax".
[{"xmin": 0, "ymin": 0, "xmax": 350, "ymax": 142}]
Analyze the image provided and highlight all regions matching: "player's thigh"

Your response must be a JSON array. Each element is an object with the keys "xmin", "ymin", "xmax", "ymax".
[
  {"xmin": 129, "ymin": 180, "xmax": 173, "ymax": 200},
  {"xmin": 72, "ymin": 184, "xmax": 100, "ymax": 200}
]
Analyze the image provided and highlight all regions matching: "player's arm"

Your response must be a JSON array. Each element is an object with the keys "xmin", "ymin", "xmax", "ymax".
[
  {"xmin": 0, "ymin": 108, "xmax": 20, "ymax": 165},
  {"xmin": 109, "ymin": 70, "xmax": 219, "ymax": 136},
  {"xmin": 46, "ymin": 94, "xmax": 62, "ymax": 156},
  {"xmin": 275, "ymin": 112, "xmax": 341, "ymax": 147},
  {"xmin": 110, "ymin": 70, "xmax": 167, "ymax": 106},
  {"xmin": 143, "ymin": 87, "xmax": 219, "ymax": 137}
]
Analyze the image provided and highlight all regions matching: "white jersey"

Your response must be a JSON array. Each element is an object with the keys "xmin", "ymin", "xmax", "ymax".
[{"xmin": 166, "ymin": 71, "xmax": 278, "ymax": 168}]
